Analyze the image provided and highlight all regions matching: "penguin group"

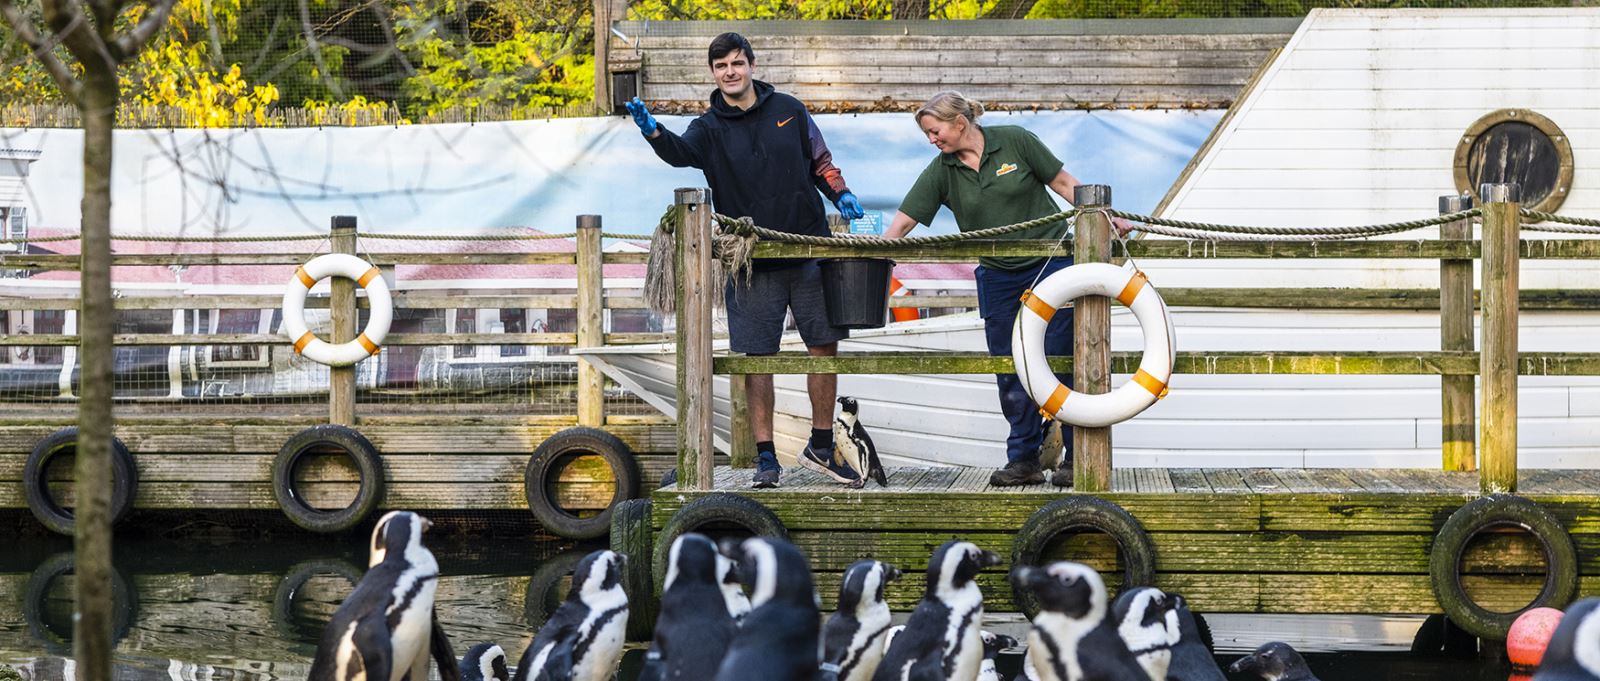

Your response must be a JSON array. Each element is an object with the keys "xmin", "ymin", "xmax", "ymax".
[{"xmin": 313, "ymin": 512, "xmax": 1600, "ymax": 681}]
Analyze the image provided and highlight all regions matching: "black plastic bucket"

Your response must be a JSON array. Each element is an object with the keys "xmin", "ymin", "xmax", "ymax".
[{"xmin": 818, "ymin": 258, "xmax": 896, "ymax": 329}]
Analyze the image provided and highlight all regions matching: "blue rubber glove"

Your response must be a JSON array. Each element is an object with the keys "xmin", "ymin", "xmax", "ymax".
[
  {"xmin": 624, "ymin": 97, "xmax": 657, "ymax": 136},
  {"xmin": 836, "ymin": 191, "xmax": 864, "ymax": 220}
]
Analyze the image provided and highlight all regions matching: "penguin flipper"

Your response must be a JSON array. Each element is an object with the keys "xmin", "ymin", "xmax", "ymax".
[
  {"xmin": 538, "ymin": 638, "xmax": 576, "ymax": 681},
  {"xmin": 430, "ymin": 611, "xmax": 462, "ymax": 681},
  {"xmin": 354, "ymin": 616, "xmax": 394, "ymax": 681},
  {"xmin": 856, "ymin": 426, "xmax": 886, "ymax": 487}
]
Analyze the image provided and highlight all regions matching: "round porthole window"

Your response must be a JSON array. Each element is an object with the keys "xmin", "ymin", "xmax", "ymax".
[{"xmin": 1454, "ymin": 109, "xmax": 1573, "ymax": 212}]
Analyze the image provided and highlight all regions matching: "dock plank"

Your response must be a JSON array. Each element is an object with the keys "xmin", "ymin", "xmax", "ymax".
[
  {"xmin": 1203, "ymin": 469, "xmax": 1251, "ymax": 494},
  {"xmin": 1168, "ymin": 469, "xmax": 1213, "ymax": 493}
]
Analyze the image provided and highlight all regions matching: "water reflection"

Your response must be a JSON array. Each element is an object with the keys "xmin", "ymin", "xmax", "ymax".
[{"xmin": 0, "ymin": 538, "xmax": 1522, "ymax": 681}]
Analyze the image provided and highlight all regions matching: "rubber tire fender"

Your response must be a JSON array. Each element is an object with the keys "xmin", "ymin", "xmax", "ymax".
[
  {"xmin": 1011, "ymin": 496, "xmax": 1157, "ymax": 618},
  {"xmin": 1428, "ymin": 494, "xmax": 1578, "ymax": 640},
  {"xmin": 272, "ymin": 558, "xmax": 364, "ymax": 641},
  {"xmin": 24, "ymin": 552, "xmax": 138, "ymax": 655},
  {"xmin": 272, "ymin": 425, "xmax": 386, "ymax": 534},
  {"xmin": 525, "ymin": 549, "xmax": 588, "ymax": 631},
  {"xmin": 652, "ymin": 493, "xmax": 787, "ymax": 595},
  {"xmin": 23, "ymin": 427, "xmax": 139, "ymax": 536},
  {"xmin": 524, "ymin": 427, "xmax": 641, "ymax": 540},
  {"xmin": 609, "ymin": 498, "xmax": 657, "ymax": 641}
]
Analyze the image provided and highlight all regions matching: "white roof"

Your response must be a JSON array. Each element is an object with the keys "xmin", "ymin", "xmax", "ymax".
[{"xmin": 1160, "ymin": 7, "xmax": 1600, "ymax": 227}]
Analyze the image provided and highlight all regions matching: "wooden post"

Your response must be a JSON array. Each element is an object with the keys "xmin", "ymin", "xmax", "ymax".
[
  {"xmin": 329, "ymin": 216, "xmax": 357, "ymax": 426},
  {"xmin": 576, "ymin": 215, "xmax": 605, "ymax": 428},
  {"xmin": 1479, "ymin": 183, "xmax": 1519, "ymax": 494},
  {"xmin": 674, "ymin": 189, "xmax": 715, "ymax": 490},
  {"xmin": 592, "ymin": 0, "xmax": 625, "ymax": 112},
  {"xmin": 1073, "ymin": 185, "xmax": 1113, "ymax": 492},
  {"xmin": 1438, "ymin": 194, "xmax": 1476, "ymax": 472},
  {"xmin": 729, "ymin": 376, "xmax": 754, "ymax": 468}
]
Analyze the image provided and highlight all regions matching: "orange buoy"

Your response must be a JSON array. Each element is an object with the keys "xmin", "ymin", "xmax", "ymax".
[
  {"xmin": 888, "ymin": 275, "xmax": 920, "ymax": 322},
  {"xmin": 1507, "ymin": 607, "xmax": 1563, "ymax": 667}
]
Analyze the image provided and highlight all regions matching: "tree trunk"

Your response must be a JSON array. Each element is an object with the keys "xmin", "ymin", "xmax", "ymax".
[
  {"xmin": 74, "ymin": 65, "xmax": 118, "ymax": 681},
  {"xmin": 891, "ymin": 0, "xmax": 926, "ymax": 20},
  {"xmin": 982, "ymin": 0, "xmax": 1039, "ymax": 19}
]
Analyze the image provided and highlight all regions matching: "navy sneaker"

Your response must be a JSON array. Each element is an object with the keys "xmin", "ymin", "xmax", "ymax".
[
  {"xmin": 799, "ymin": 445, "xmax": 864, "ymax": 488},
  {"xmin": 751, "ymin": 452, "xmax": 781, "ymax": 489}
]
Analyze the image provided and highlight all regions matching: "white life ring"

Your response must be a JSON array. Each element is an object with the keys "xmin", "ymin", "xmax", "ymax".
[
  {"xmin": 1011, "ymin": 262, "xmax": 1175, "ymax": 428},
  {"xmin": 281, "ymin": 254, "xmax": 392, "ymax": 367}
]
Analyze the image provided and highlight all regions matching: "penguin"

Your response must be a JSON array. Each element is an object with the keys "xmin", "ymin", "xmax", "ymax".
[
  {"xmin": 1533, "ymin": 597, "xmax": 1600, "ymax": 681},
  {"xmin": 460, "ymin": 643, "xmax": 510, "ymax": 681},
  {"xmin": 883, "ymin": 625, "xmax": 907, "ymax": 650},
  {"xmin": 1226, "ymin": 642, "xmax": 1319, "ymax": 681},
  {"xmin": 308, "ymin": 510, "xmax": 460, "ymax": 681},
  {"xmin": 1163, "ymin": 595, "xmax": 1225, "ymax": 681},
  {"xmin": 834, "ymin": 396, "xmax": 888, "ymax": 487},
  {"xmin": 820, "ymin": 559, "xmax": 902, "ymax": 681},
  {"xmin": 1108, "ymin": 587, "xmax": 1179, "ymax": 681},
  {"xmin": 1010, "ymin": 561, "xmax": 1144, "ymax": 681},
  {"xmin": 512, "ymin": 550, "xmax": 629, "ymax": 681},
  {"xmin": 638, "ymin": 533, "xmax": 737, "ymax": 681},
  {"xmin": 712, "ymin": 537, "xmax": 821, "ymax": 681},
  {"xmin": 977, "ymin": 631, "xmax": 1018, "ymax": 681},
  {"xmin": 1038, "ymin": 418, "xmax": 1065, "ymax": 472},
  {"xmin": 872, "ymin": 540, "xmax": 1003, "ymax": 681},
  {"xmin": 717, "ymin": 549, "xmax": 753, "ymax": 623}
]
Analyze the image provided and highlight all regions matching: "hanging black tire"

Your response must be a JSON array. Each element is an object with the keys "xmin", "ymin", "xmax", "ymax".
[
  {"xmin": 525, "ymin": 549, "xmax": 588, "ymax": 631},
  {"xmin": 23, "ymin": 427, "xmax": 139, "ymax": 536},
  {"xmin": 524, "ymin": 427, "xmax": 641, "ymax": 540},
  {"xmin": 272, "ymin": 425, "xmax": 385, "ymax": 534},
  {"xmin": 273, "ymin": 558, "xmax": 364, "ymax": 640},
  {"xmin": 24, "ymin": 552, "xmax": 138, "ymax": 655},
  {"xmin": 609, "ymin": 498, "xmax": 657, "ymax": 641},
  {"xmin": 1011, "ymin": 496, "xmax": 1157, "ymax": 618},
  {"xmin": 1428, "ymin": 494, "xmax": 1578, "ymax": 640},
  {"xmin": 653, "ymin": 493, "xmax": 787, "ymax": 595}
]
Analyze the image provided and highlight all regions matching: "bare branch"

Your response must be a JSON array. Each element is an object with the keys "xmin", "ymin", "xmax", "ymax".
[
  {"xmin": 0, "ymin": 0, "xmax": 84, "ymax": 105},
  {"xmin": 111, "ymin": 0, "xmax": 178, "ymax": 60},
  {"xmin": 40, "ymin": 0, "xmax": 113, "ymax": 74}
]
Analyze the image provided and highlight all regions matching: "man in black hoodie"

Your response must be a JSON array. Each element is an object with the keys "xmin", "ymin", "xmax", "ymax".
[{"xmin": 625, "ymin": 32, "xmax": 866, "ymax": 489}]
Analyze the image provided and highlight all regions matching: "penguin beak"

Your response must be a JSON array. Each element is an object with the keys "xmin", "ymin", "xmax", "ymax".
[
  {"xmin": 1227, "ymin": 654, "xmax": 1260, "ymax": 675},
  {"xmin": 420, "ymin": 516, "xmax": 434, "ymax": 532},
  {"xmin": 885, "ymin": 565, "xmax": 902, "ymax": 582},
  {"xmin": 979, "ymin": 550, "xmax": 1003, "ymax": 568}
]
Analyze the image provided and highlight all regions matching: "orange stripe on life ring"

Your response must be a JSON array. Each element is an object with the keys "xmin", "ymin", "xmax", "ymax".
[
  {"xmin": 357, "ymin": 267, "xmax": 381, "ymax": 287},
  {"xmin": 295, "ymin": 266, "xmax": 315, "ymax": 288},
  {"xmin": 1020, "ymin": 289, "xmax": 1057, "ymax": 322},
  {"xmin": 293, "ymin": 331, "xmax": 315, "ymax": 353},
  {"xmin": 1039, "ymin": 384, "xmax": 1071, "ymax": 417},
  {"xmin": 1133, "ymin": 368, "xmax": 1168, "ymax": 398},
  {"xmin": 1116, "ymin": 271, "xmax": 1148, "ymax": 307},
  {"xmin": 357, "ymin": 333, "xmax": 380, "ymax": 355}
]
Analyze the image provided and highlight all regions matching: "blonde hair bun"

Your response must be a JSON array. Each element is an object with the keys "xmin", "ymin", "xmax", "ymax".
[{"xmin": 917, "ymin": 91, "xmax": 983, "ymax": 126}]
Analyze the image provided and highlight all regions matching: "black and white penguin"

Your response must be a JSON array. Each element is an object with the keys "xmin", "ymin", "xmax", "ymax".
[
  {"xmin": 977, "ymin": 631, "xmax": 1018, "ymax": 681},
  {"xmin": 512, "ymin": 550, "xmax": 629, "ymax": 681},
  {"xmin": 1226, "ymin": 642, "xmax": 1320, "ymax": 681},
  {"xmin": 1163, "ymin": 595, "xmax": 1225, "ymax": 681},
  {"xmin": 820, "ymin": 559, "xmax": 902, "ymax": 681},
  {"xmin": 1109, "ymin": 587, "xmax": 1179, "ymax": 681},
  {"xmin": 712, "ymin": 537, "xmax": 821, "ymax": 681},
  {"xmin": 639, "ymin": 533, "xmax": 737, "ymax": 681},
  {"xmin": 1011, "ymin": 561, "xmax": 1144, "ymax": 681},
  {"xmin": 872, "ymin": 540, "xmax": 1002, "ymax": 681},
  {"xmin": 834, "ymin": 396, "xmax": 888, "ymax": 487},
  {"xmin": 460, "ymin": 643, "xmax": 510, "ymax": 681},
  {"xmin": 1533, "ymin": 597, "xmax": 1600, "ymax": 681},
  {"xmin": 308, "ymin": 510, "xmax": 460, "ymax": 681},
  {"xmin": 717, "ymin": 549, "xmax": 753, "ymax": 623},
  {"xmin": 883, "ymin": 625, "xmax": 907, "ymax": 650}
]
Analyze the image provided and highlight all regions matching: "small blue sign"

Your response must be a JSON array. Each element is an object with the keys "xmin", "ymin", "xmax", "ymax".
[{"xmin": 849, "ymin": 210, "xmax": 884, "ymax": 236}]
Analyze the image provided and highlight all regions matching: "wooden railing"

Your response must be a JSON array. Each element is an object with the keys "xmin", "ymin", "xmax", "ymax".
[
  {"xmin": 0, "ymin": 215, "xmax": 670, "ymax": 428},
  {"xmin": 669, "ymin": 183, "xmax": 1600, "ymax": 495}
]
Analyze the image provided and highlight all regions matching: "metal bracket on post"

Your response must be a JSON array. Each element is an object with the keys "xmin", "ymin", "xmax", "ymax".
[
  {"xmin": 1478, "ymin": 183, "xmax": 1519, "ymax": 494},
  {"xmin": 1072, "ymin": 184, "xmax": 1113, "ymax": 492},
  {"xmin": 673, "ymin": 188, "xmax": 715, "ymax": 490}
]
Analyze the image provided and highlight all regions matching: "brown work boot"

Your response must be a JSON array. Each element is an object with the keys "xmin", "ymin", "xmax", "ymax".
[{"xmin": 990, "ymin": 460, "xmax": 1045, "ymax": 487}]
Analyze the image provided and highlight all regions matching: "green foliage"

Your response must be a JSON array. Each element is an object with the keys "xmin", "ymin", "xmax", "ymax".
[{"xmin": 628, "ymin": 0, "xmax": 999, "ymax": 20}]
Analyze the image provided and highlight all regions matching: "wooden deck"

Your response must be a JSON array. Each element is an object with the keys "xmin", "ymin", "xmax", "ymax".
[{"xmin": 649, "ymin": 466, "xmax": 1600, "ymax": 615}]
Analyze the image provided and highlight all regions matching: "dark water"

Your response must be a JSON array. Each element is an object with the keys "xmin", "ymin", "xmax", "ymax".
[{"xmin": 0, "ymin": 536, "xmax": 1520, "ymax": 680}]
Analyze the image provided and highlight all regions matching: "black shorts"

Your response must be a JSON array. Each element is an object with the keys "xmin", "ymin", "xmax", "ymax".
[{"xmin": 724, "ymin": 260, "xmax": 849, "ymax": 355}]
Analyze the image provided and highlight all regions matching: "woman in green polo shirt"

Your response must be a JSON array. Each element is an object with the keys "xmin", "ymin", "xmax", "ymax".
[{"xmin": 885, "ymin": 91, "xmax": 1130, "ymax": 488}]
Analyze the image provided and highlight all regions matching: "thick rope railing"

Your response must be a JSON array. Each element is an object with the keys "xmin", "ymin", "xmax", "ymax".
[
  {"xmin": 1521, "ymin": 209, "xmax": 1600, "ymax": 235},
  {"xmin": 712, "ymin": 208, "xmax": 1078, "ymax": 246},
  {"xmin": 1110, "ymin": 208, "xmax": 1484, "ymax": 240}
]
